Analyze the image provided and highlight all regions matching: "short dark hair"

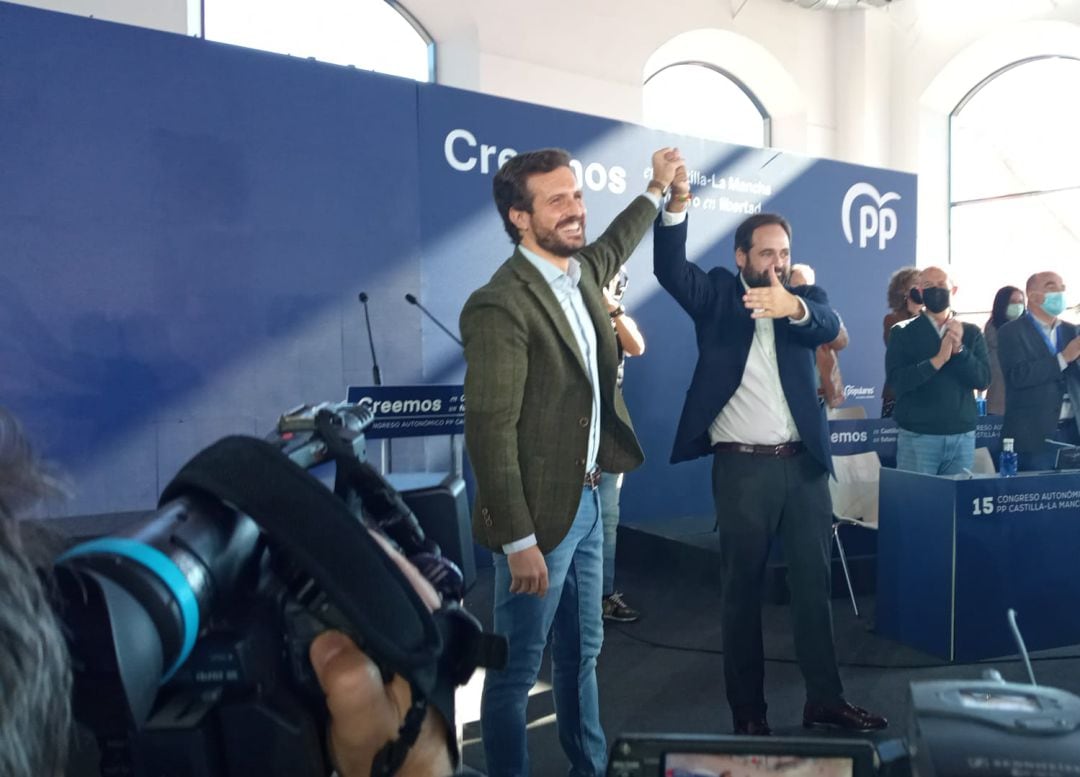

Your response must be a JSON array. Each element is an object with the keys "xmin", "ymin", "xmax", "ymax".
[
  {"xmin": 0, "ymin": 409, "xmax": 71, "ymax": 777},
  {"xmin": 886, "ymin": 266, "xmax": 921, "ymax": 314},
  {"xmin": 990, "ymin": 285, "xmax": 1022, "ymax": 329},
  {"xmin": 492, "ymin": 148, "xmax": 573, "ymax": 244},
  {"xmin": 733, "ymin": 213, "xmax": 791, "ymax": 257}
]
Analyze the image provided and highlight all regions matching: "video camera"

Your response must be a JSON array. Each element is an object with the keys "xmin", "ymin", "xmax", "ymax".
[
  {"xmin": 608, "ymin": 672, "xmax": 1080, "ymax": 777},
  {"xmin": 55, "ymin": 401, "xmax": 505, "ymax": 777}
]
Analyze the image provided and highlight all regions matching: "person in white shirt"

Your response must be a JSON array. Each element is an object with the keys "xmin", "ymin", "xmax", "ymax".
[{"xmin": 652, "ymin": 164, "xmax": 886, "ymax": 736}]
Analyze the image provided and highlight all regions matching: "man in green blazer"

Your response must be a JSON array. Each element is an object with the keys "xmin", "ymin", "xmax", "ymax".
[{"xmin": 461, "ymin": 146, "xmax": 681, "ymax": 777}]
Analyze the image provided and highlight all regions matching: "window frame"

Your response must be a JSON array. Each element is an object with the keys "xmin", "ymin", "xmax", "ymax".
[
  {"xmin": 947, "ymin": 54, "xmax": 1080, "ymax": 266},
  {"xmin": 643, "ymin": 61, "xmax": 772, "ymax": 148},
  {"xmin": 196, "ymin": 0, "xmax": 436, "ymax": 82}
]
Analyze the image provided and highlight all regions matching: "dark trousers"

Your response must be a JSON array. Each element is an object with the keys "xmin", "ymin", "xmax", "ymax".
[
  {"xmin": 1018, "ymin": 420, "xmax": 1080, "ymax": 472},
  {"xmin": 711, "ymin": 448, "xmax": 844, "ymax": 718}
]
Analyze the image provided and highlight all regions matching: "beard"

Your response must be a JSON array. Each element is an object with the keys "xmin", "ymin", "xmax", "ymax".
[
  {"xmin": 742, "ymin": 263, "xmax": 790, "ymax": 288},
  {"xmin": 533, "ymin": 216, "xmax": 587, "ymax": 258}
]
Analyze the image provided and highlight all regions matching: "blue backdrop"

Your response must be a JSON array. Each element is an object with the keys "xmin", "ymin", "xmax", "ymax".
[{"xmin": 0, "ymin": 2, "xmax": 916, "ymax": 525}]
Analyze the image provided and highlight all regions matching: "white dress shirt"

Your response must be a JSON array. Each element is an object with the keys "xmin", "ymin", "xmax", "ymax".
[{"xmin": 660, "ymin": 207, "xmax": 809, "ymax": 447}]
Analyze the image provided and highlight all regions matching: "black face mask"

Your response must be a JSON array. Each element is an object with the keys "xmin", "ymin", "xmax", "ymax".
[
  {"xmin": 921, "ymin": 286, "xmax": 951, "ymax": 314},
  {"xmin": 909, "ymin": 287, "xmax": 923, "ymax": 305}
]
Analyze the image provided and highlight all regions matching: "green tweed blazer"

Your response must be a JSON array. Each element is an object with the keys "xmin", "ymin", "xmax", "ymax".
[{"xmin": 460, "ymin": 195, "xmax": 654, "ymax": 554}]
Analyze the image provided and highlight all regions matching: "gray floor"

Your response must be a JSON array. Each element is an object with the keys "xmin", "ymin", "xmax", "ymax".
[{"xmin": 459, "ymin": 524, "xmax": 1080, "ymax": 776}]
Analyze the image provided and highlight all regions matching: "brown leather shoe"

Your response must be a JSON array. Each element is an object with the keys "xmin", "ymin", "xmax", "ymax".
[
  {"xmin": 803, "ymin": 701, "xmax": 887, "ymax": 731},
  {"xmin": 733, "ymin": 715, "xmax": 772, "ymax": 736}
]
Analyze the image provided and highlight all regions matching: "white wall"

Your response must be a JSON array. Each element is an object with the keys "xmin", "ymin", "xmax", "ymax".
[
  {"xmin": 11, "ymin": 0, "xmax": 1080, "ymax": 266},
  {"xmin": 412, "ymin": 0, "xmax": 839, "ymax": 157}
]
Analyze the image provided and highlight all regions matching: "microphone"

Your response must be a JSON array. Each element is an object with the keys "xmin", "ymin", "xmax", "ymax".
[
  {"xmin": 1007, "ymin": 608, "xmax": 1038, "ymax": 686},
  {"xmin": 405, "ymin": 293, "xmax": 463, "ymax": 348},
  {"xmin": 358, "ymin": 292, "xmax": 383, "ymax": 386}
]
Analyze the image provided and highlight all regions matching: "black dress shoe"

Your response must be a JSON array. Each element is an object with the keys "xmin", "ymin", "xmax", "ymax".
[
  {"xmin": 803, "ymin": 701, "xmax": 887, "ymax": 731},
  {"xmin": 733, "ymin": 716, "xmax": 772, "ymax": 736}
]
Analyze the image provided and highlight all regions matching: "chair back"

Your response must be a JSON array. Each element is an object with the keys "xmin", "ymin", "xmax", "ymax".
[
  {"xmin": 973, "ymin": 447, "xmax": 996, "ymax": 475},
  {"xmin": 829, "ymin": 451, "xmax": 882, "ymax": 528}
]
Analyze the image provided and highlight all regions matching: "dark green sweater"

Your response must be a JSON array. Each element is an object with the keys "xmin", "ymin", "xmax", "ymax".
[{"xmin": 885, "ymin": 313, "xmax": 991, "ymax": 434}]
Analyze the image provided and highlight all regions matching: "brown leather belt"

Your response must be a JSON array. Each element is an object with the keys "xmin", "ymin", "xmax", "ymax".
[
  {"xmin": 583, "ymin": 465, "xmax": 602, "ymax": 489},
  {"xmin": 712, "ymin": 441, "xmax": 804, "ymax": 458}
]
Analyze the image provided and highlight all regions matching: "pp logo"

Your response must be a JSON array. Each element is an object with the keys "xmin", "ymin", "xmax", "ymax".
[{"xmin": 842, "ymin": 183, "xmax": 901, "ymax": 250}]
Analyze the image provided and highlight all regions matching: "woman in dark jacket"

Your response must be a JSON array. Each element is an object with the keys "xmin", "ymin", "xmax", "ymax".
[
  {"xmin": 983, "ymin": 285, "xmax": 1025, "ymax": 415},
  {"xmin": 881, "ymin": 266, "xmax": 922, "ymax": 417}
]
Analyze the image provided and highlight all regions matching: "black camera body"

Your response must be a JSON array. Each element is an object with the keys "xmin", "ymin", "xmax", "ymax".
[{"xmin": 57, "ymin": 401, "xmax": 498, "ymax": 777}]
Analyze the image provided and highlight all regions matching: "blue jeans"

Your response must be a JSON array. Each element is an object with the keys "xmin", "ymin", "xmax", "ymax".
[
  {"xmin": 481, "ymin": 487, "xmax": 606, "ymax": 777},
  {"xmin": 598, "ymin": 471, "xmax": 623, "ymax": 597},
  {"xmin": 896, "ymin": 429, "xmax": 975, "ymax": 475}
]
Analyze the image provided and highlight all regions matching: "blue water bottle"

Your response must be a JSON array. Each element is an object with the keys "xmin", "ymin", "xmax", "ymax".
[{"xmin": 1000, "ymin": 437, "xmax": 1018, "ymax": 477}]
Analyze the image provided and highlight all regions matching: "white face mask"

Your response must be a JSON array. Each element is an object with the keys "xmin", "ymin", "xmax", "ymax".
[{"xmin": 1005, "ymin": 302, "xmax": 1025, "ymax": 321}]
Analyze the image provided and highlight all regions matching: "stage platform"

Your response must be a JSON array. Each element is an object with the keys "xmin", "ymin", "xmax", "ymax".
[{"xmin": 618, "ymin": 514, "xmax": 878, "ymax": 605}]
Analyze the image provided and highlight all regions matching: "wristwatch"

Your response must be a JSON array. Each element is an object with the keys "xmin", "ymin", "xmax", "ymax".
[{"xmin": 609, "ymin": 305, "xmax": 625, "ymax": 319}]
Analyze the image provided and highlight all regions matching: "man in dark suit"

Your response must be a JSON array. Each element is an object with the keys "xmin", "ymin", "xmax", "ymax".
[
  {"xmin": 461, "ymin": 147, "xmax": 682, "ymax": 777},
  {"xmin": 999, "ymin": 271, "xmax": 1080, "ymax": 471},
  {"xmin": 653, "ymin": 166, "xmax": 886, "ymax": 736}
]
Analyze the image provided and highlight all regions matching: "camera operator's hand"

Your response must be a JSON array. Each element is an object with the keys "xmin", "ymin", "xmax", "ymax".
[
  {"xmin": 310, "ymin": 631, "xmax": 454, "ymax": 777},
  {"xmin": 309, "ymin": 530, "xmax": 454, "ymax": 777}
]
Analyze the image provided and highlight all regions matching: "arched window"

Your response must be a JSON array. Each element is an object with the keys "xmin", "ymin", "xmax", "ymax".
[
  {"xmin": 643, "ymin": 63, "xmax": 770, "ymax": 148},
  {"xmin": 949, "ymin": 56, "xmax": 1080, "ymax": 313},
  {"xmin": 202, "ymin": 0, "xmax": 433, "ymax": 82}
]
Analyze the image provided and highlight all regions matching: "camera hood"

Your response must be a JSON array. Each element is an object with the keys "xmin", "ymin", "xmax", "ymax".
[{"xmin": 160, "ymin": 435, "xmax": 449, "ymax": 701}]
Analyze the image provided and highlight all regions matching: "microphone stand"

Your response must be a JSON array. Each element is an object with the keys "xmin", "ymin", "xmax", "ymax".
[
  {"xmin": 404, "ymin": 292, "xmax": 465, "ymax": 476},
  {"xmin": 358, "ymin": 292, "xmax": 383, "ymax": 386},
  {"xmin": 358, "ymin": 292, "xmax": 390, "ymax": 471},
  {"xmin": 405, "ymin": 293, "xmax": 464, "ymax": 348}
]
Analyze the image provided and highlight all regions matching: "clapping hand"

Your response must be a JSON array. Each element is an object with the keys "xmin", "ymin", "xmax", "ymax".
[
  {"xmin": 945, "ymin": 319, "xmax": 964, "ymax": 355},
  {"xmin": 1062, "ymin": 336, "xmax": 1080, "ymax": 363}
]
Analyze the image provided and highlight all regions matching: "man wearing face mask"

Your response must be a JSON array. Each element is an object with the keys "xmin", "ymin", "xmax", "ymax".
[
  {"xmin": 998, "ymin": 272, "xmax": 1080, "ymax": 471},
  {"xmin": 885, "ymin": 266, "xmax": 990, "ymax": 475}
]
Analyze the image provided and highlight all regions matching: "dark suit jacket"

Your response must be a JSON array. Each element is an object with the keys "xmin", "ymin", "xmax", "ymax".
[
  {"xmin": 460, "ymin": 195, "xmax": 653, "ymax": 554},
  {"xmin": 999, "ymin": 313, "xmax": 1080, "ymax": 452},
  {"xmin": 653, "ymin": 215, "xmax": 840, "ymax": 475}
]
